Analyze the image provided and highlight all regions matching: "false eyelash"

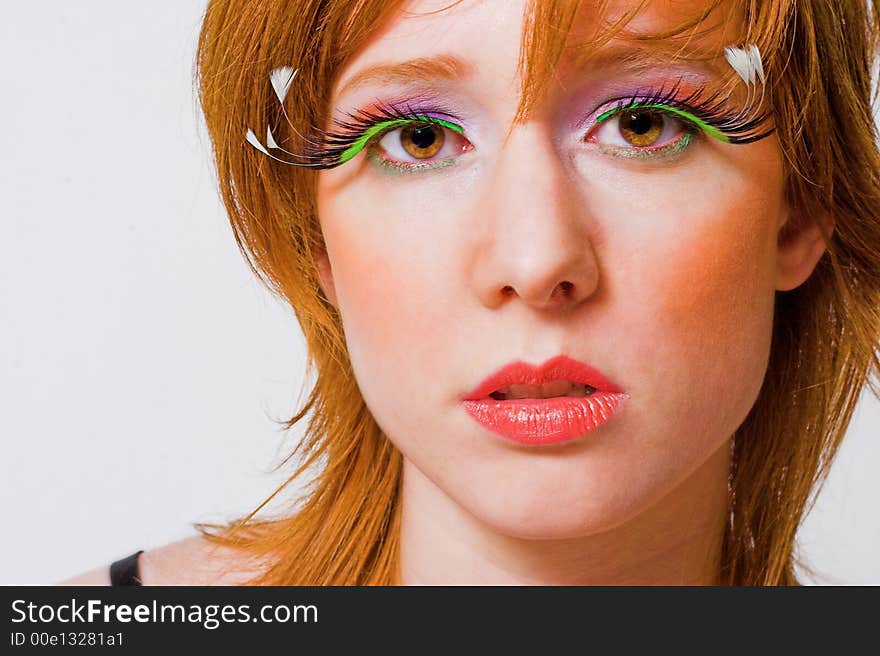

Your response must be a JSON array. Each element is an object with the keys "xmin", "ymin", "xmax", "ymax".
[
  {"xmin": 600, "ymin": 79, "xmax": 775, "ymax": 145},
  {"xmin": 270, "ymin": 100, "xmax": 459, "ymax": 169}
]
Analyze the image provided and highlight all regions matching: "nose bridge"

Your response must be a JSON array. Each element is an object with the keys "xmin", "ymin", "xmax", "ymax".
[{"xmin": 472, "ymin": 123, "xmax": 599, "ymax": 310}]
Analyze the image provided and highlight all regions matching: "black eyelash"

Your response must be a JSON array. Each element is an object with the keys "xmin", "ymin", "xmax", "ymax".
[
  {"xmin": 601, "ymin": 79, "xmax": 775, "ymax": 145},
  {"xmin": 268, "ymin": 79, "xmax": 772, "ymax": 169},
  {"xmin": 279, "ymin": 100, "xmax": 454, "ymax": 169}
]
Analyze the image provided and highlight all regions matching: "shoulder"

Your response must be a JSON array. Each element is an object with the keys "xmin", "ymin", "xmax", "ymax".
[
  {"xmin": 139, "ymin": 534, "xmax": 263, "ymax": 585},
  {"xmin": 59, "ymin": 534, "xmax": 263, "ymax": 586}
]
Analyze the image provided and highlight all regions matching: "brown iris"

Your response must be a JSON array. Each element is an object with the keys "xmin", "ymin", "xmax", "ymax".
[
  {"xmin": 400, "ymin": 123, "xmax": 444, "ymax": 159},
  {"xmin": 618, "ymin": 110, "xmax": 665, "ymax": 147}
]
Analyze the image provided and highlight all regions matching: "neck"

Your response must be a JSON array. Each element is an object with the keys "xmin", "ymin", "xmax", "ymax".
[{"xmin": 398, "ymin": 441, "xmax": 730, "ymax": 586}]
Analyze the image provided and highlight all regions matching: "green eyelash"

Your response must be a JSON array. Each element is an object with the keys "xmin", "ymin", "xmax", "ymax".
[
  {"xmin": 593, "ymin": 82, "xmax": 774, "ymax": 147},
  {"xmin": 338, "ymin": 116, "xmax": 465, "ymax": 165},
  {"xmin": 597, "ymin": 103, "xmax": 730, "ymax": 143}
]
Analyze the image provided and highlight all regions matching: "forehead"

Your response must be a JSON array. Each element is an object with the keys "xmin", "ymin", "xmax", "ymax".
[{"xmin": 330, "ymin": 0, "xmax": 746, "ymax": 110}]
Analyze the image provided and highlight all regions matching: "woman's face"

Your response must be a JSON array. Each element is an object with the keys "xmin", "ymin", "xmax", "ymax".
[{"xmin": 314, "ymin": 0, "xmax": 814, "ymax": 539}]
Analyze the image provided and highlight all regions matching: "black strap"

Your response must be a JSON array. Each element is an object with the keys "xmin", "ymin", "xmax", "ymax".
[{"xmin": 109, "ymin": 550, "xmax": 144, "ymax": 586}]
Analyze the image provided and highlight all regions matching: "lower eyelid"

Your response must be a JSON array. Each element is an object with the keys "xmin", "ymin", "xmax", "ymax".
[
  {"xmin": 597, "ymin": 130, "xmax": 697, "ymax": 160},
  {"xmin": 366, "ymin": 147, "xmax": 459, "ymax": 174}
]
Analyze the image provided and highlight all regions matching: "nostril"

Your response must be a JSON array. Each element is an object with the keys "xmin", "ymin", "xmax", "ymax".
[{"xmin": 559, "ymin": 281, "xmax": 573, "ymax": 294}]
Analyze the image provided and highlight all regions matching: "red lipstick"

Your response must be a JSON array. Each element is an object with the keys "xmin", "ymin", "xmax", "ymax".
[{"xmin": 461, "ymin": 355, "xmax": 628, "ymax": 446}]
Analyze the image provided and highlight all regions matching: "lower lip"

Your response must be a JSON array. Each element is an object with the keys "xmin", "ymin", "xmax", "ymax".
[{"xmin": 461, "ymin": 393, "xmax": 628, "ymax": 446}]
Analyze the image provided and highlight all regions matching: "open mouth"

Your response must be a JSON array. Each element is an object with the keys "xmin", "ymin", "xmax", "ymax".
[
  {"xmin": 488, "ymin": 379, "xmax": 598, "ymax": 401},
  {"xmin": 461, "ymin": 356, "xmax": 626, "ymax": 445}
]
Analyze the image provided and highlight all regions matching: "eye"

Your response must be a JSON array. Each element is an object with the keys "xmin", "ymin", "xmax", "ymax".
[
  {"xmin": 589, "ymin": 107, "xmax": 690, "ymax": 150},
  {"xmin": 373, "ymin": 121, "xmax": 472, "ymax": 165}
]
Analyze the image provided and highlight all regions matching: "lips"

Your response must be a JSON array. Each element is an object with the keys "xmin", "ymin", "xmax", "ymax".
[{"xmin": 460, "ymin": 355, "xmax": 627, "ymax": 446}]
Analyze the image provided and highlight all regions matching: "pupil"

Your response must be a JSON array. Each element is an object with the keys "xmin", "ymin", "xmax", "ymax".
[
  {"xmin": 410, "ymin": 125, "xmax": 436, "ymax": 149},
  {"xmin": 627, "ymin": 112, "xmax": 653, "ymax": 135}
]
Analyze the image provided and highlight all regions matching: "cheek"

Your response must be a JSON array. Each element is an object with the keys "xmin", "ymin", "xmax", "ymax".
[
  {"xmin": 606, "ymin": 162, "xmax": 781, "ymax": 445},
  {"xmin": 315, "ymin": 178, "xmax": 460, "ymax": 432},
  {"xmin": 660, "ymin": 220, "xmax": 774, "ymax": 425}
]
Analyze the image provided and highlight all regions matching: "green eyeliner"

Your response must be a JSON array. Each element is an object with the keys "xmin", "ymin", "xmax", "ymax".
[
  {"xmin": 338, "ymin": 116, "xmax": 465, "ymax": 165},
  {"xmin": 367, "ymin": 150, "xmax": 458, "ymax": 175},
  {"xmin": 597, "ymin": 103, "xmax": 731, "ymax": 144},
  {"xmin": 598, "ymin": 131, "xmax": 694, "ymax": 161}
]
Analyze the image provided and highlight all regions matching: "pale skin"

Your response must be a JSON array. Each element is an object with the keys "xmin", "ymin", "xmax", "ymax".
[{"xmin": 64, "ymin": 0, "xmax": 829, "ymax": 585}]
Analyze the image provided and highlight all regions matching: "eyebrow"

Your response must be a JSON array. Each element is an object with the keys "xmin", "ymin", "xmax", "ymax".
[
  {"xmin": 571, "ymin": 43, "xmax": 725, "ymax": 78},
  {"xmin": 336, "ymin": 54, "xmax": 474, "ymax": 98},
  {"xmin": 335, "ymin": 44, "xmax": 728, "ymax": 103}
]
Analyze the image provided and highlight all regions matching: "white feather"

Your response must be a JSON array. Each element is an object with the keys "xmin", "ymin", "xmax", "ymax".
[
  {"xmin": 724, "ymin": 46, "xmax": 751, "ymax": 85},
  {"xmin": 269, "ymin": 66, "xmax": 298, "ymax": 104},
  {"xmin": 245, "ymin": 128, "xmax": 270, "ymax": 155},
  {"xmin": 749, "ymin": 44, "xmax": 766, "ymax": 84},
  {"xmin": 724, "ymin": 45, "xmax": 765, "ymax": 87},
  {"xmin": 266, "ymin": 125, "xmax": 279, "ymax": 150}
]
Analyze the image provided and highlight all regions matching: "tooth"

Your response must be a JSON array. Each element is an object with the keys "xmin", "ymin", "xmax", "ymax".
[
  {"xmin": 493, "ymin": 380, "xmax": 597, "ymax": 400},
  {"xmin": 567, "ymin": 384, "xmax": 597, "ymax": 397},
  {"xmin": 505, "ymin": 384, "xmax": 536, "ymax": 400},
  {"xmin": 564, "ymin": 385, "xmax": 585, "ymax": 397},
  {"xmin": 542, "ymin": 379, "xmax": 574, "ymax": 398}
]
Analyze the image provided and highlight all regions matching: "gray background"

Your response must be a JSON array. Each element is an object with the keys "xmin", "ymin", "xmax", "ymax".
[{"xmin": 1, "ymin": 2, "xmax": 877, "ymax": 584}]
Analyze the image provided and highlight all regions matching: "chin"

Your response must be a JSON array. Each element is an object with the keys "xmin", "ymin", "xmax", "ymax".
[
  {"xmin": 474, "ymin": 506, "xmax": 636, "ymax": 542},
  {"xmin": 460, "ymin": 476, "xmax": 655, "ymax": 541}
]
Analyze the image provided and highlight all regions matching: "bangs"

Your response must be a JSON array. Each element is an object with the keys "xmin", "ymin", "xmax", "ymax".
[
  {"xmin": 327, "ymin": 0, "xmax": 797, "ymax": 127},
  {"xmin": 513, "ymin": 0, "xmax": 797, "ymax": 124}
]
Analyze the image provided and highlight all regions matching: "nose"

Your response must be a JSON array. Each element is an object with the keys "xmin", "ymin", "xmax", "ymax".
[{"xmin": 469, "ymin": 123, "xmax": 600, "ymax": 311}]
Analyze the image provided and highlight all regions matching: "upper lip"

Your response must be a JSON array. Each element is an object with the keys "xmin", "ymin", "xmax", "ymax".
[{"xmin": 461, "ymin": 355, "xmax": 624, "ymax": 401}]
